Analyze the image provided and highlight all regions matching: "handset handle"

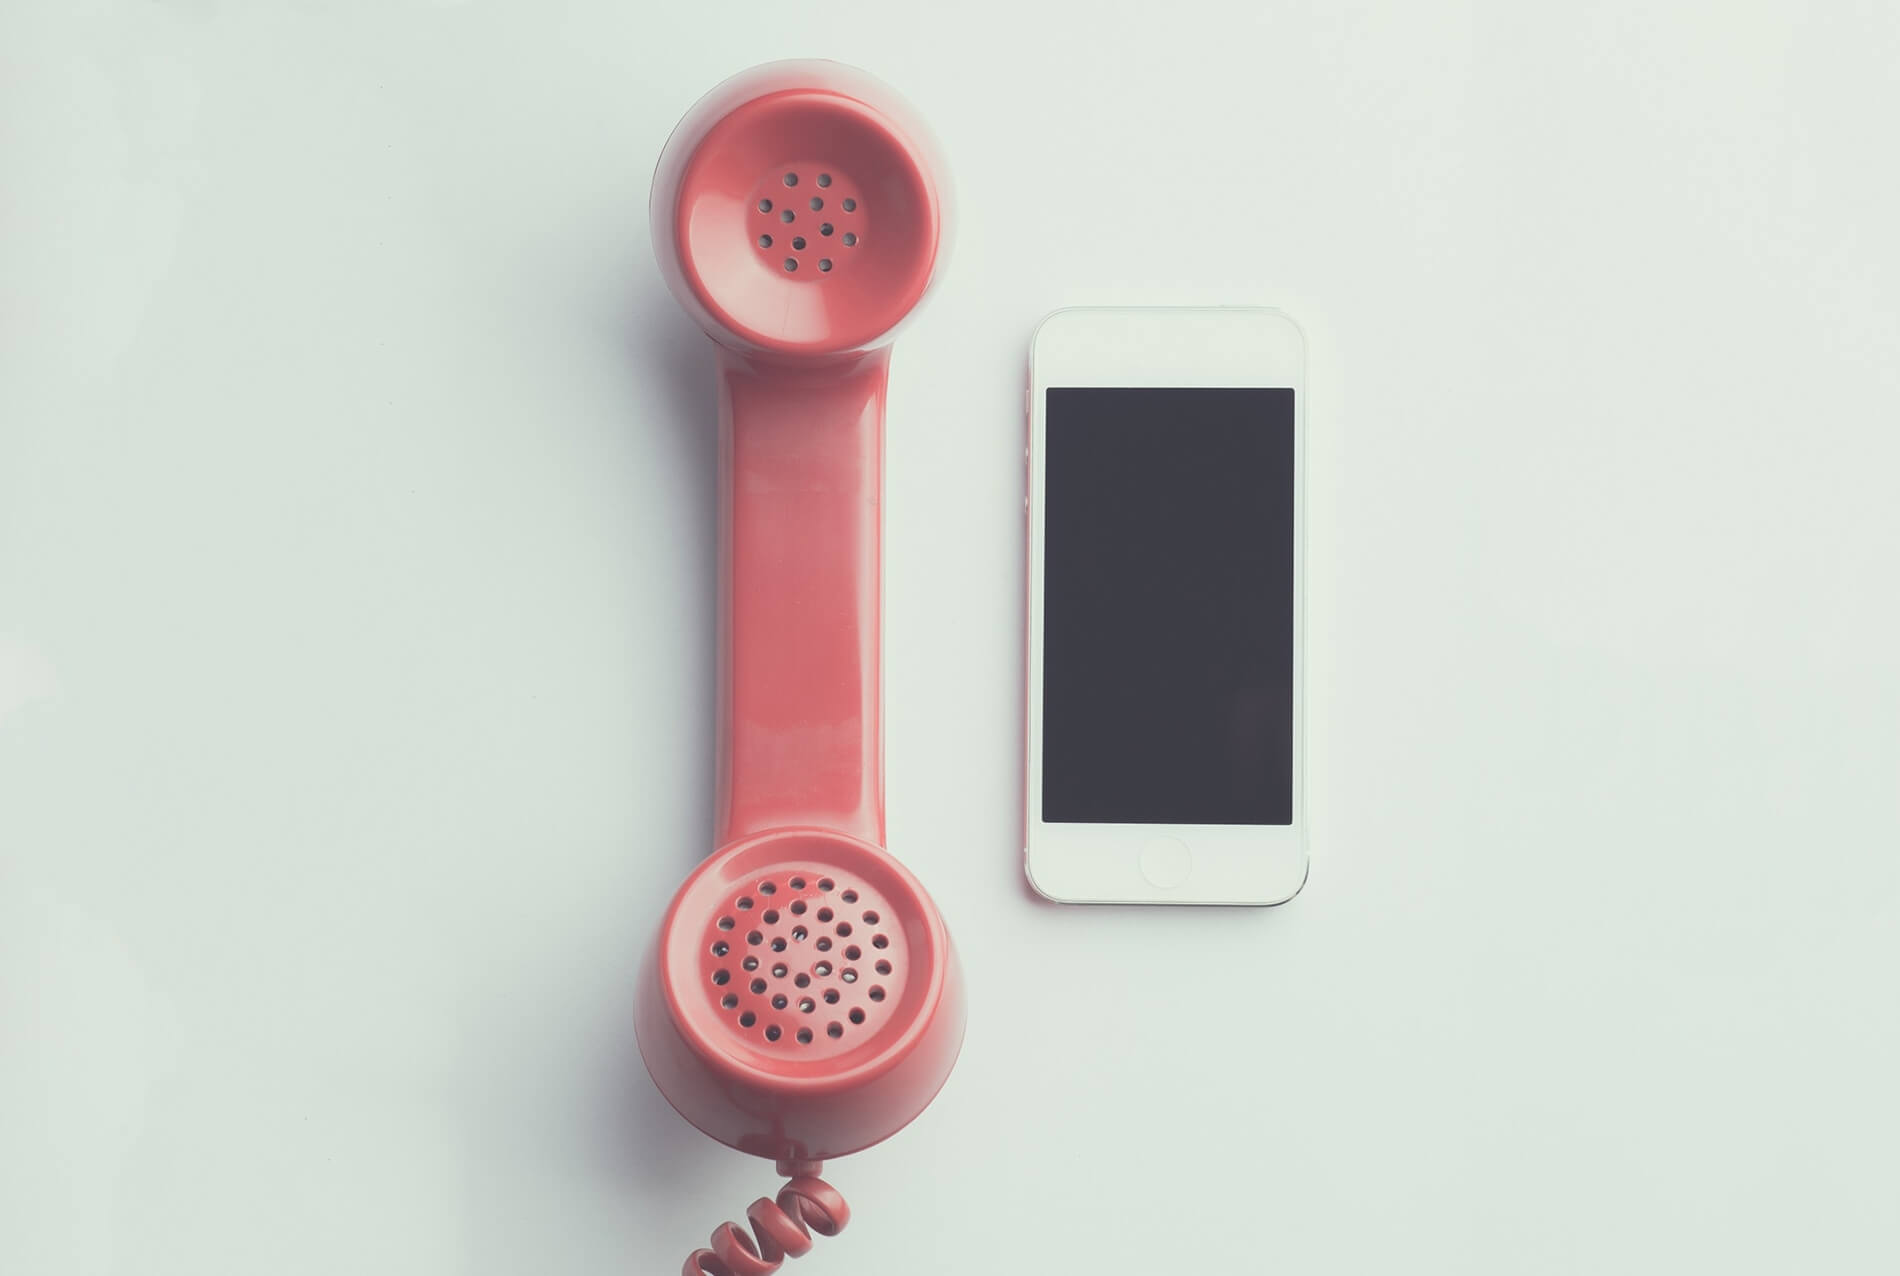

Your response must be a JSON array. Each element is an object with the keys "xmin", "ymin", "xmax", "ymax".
[{"xmin": 714, "ymin": 346, "xmax": 888, "ymax": 850}]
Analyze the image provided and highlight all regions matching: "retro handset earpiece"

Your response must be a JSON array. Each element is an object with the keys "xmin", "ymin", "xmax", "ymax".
[{"xmin": 635, "ymin": 62, "xmax": 964, "ymax": 1275}]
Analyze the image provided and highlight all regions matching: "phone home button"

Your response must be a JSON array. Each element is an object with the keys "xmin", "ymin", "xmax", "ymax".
[{"xmin": 1138, "ymin": 836, "xmax": 1192, "ymax": 890}]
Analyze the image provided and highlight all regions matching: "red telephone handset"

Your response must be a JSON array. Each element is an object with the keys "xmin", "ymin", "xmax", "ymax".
[{"xmin": 635, "ymin": 62, "xmax": 965, "ymax": 1275}]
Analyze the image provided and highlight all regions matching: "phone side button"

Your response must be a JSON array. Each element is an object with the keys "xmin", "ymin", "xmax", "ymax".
[{"xmin": 1138, "ymin": 836, "xmax": 1192, "ymax": 889}]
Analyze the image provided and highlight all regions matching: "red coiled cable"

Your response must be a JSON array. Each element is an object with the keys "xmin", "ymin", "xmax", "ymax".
[{"xmin": 682, "ymin": 1160, "xmax": 851, "ymax": 1276}]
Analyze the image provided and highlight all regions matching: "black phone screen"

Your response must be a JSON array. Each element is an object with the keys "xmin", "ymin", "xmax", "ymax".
[{"xmin": 1041, "ymin": 387, "xmax": 1295, "ymax": 826}]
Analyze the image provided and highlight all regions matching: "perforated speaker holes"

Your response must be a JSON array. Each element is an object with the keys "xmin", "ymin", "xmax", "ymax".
[
  {"xmin": 753, "ymin": 170, "xmax": 862, "ymax": 278},
  {"xmin": 705, "ymin": 871, "xmax": 900, "ymax": 1050}
]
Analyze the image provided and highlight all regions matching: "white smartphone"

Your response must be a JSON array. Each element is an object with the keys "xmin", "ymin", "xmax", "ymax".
[{"xmin": 1024, "ymin": 307, "xmax": 1307, "ymax": 905}]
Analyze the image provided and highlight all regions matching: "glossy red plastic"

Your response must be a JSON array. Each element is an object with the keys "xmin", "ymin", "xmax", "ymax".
[
  {"xmin": 635, "ymin": 61, "xmax": 963, "ymax": 1168},
  {"xmin": 713, "ymin": 351, "xmax": 888, "ymax": 848},
  {"xmin": 649, "ymin": 59, "xmax": 950, "ymax": 359}
]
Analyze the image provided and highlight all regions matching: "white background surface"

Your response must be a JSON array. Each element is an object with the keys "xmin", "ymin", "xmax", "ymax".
[{"xmin": 3, "ymin": 2, "xmax": 1897, "ymax": 1272}]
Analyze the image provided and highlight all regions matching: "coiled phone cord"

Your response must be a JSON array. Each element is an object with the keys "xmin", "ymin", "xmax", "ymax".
[{"xmin": 683, "ymin": 1158, "xmax": 851, "ymax": 1276}]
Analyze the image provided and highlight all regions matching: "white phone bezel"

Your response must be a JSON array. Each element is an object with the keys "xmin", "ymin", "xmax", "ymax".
[{"xmin": 1024, "ymin": 306, "xmax": 1307, "ymax": 906}]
